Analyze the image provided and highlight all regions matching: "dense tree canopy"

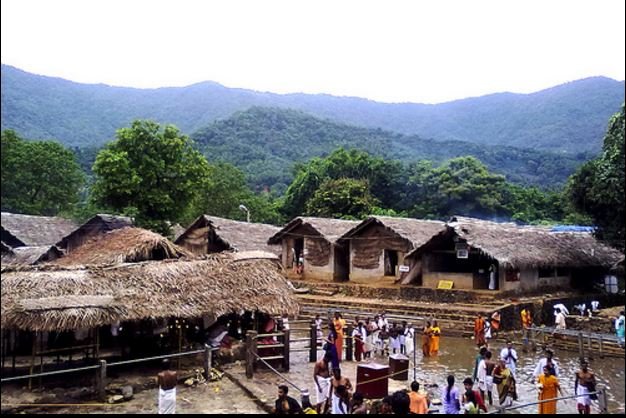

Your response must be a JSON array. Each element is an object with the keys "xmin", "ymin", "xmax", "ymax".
[
  {"xmin": 568, "ymin": 104, "xmax": 625, "ymax": 249},
  {"xmin": 91, "ymin": 120, "xmax": 211, "ymax": 235},
  {"xmin": 1, "ymin": 130, "xmax": 85, "ymax": 216},
  {"xmin": 305, "ymin": 178, "xmax": 380, "ymax": 220}
]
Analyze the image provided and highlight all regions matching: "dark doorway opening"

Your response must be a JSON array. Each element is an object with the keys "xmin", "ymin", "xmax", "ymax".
[{"xmin": 384, "ymin": 250, "xmax": 398, "ymax": 276}]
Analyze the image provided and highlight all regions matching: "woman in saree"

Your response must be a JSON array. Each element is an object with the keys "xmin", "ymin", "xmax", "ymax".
[
  {"xmin": 493, "ymin": 358, "xmax": 517, "ymax": 408},
  {"xmin": 429, "ymin": 320, "xmax": 441, "ymax": 356},
  {"xmin": 538, "ymin": 365, "xmax": 562, "ymax": 414}
]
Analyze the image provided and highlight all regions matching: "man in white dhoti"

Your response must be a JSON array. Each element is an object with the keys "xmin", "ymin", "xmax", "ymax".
[
  {"xmin": 313, "ymin": 354, "xmax": 332, "ymax": 413},
  {"xmin": 157, "ymin": 360, "xmax": 177, "ymax": 414},
  {"xmin": 575, "ymin": 360, "xmax": 596, "ymax": 415}
]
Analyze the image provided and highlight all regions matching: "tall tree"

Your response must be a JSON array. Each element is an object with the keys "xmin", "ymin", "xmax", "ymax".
[
  {"xmin": 304, "ymin": 178, "xmax": 380, "ymax": 220},
  {"xmin": 186, "ymin": 161, "xmax": 282, "ymax": 225},
  {"xmin": 1, "ymin": 130, "xmax": 85, "ymax": 215},
  {"xmin": 568, "ymin": 104, "xmax": 625, "ymax": 249},
  {"xmin": 91, "ymin": 120, "xmax": 210, "ymax": 235}
]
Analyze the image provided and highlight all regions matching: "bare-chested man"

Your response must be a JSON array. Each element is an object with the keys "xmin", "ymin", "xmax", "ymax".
[
  {"xmin": 313, "ymin": 354, "xmax": 332, "ymax": 413},
  {"xmin": 326, "ymin": 367, "xmax": 353, "ymax": 414},
  {"xmin": 575, "ymin": 360, "xmax": 597, "ymax": 415}
]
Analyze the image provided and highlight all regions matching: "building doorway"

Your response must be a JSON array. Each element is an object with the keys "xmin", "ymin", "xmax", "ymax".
[{"xmin": 384, "ymin": 249, "xmax": 398, "ymax": 276}]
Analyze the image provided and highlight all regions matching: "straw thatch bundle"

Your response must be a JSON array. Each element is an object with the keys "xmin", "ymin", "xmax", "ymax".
[
  {"xmin": 53, "ymin": 227, "xmax": 193, "ymax": 266},
  {"xmin": 407, "ymin": 216, "xmax": 623, "ymax": 269},
  {"xmin": 2, "ymin": 254, "xmax": 299, "ymax": 332}
]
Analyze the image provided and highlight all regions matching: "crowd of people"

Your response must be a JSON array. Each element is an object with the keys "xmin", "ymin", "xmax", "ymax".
[{"xmin": 268, "ymin": 308, "xmax": 610, "ymax": 415}]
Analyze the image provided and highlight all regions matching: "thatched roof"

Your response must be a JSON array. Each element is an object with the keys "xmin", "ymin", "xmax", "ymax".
[
  {"xmin": 268, "ymin": 217, "xmax": 361, "ymax": 245},
  {"xmin": 176, "ymin": 215, "xmax": 281, "ymax": 255},
  {"xmin": 171, "ymin": 223, "xmax": 186, "ymax": 241},
  {"xmin": 52, "ymin": 227, "xmax": 193, "ymax": 267},
  {"xmin": 1, "ymin": 245, "xmax": 63, "ymax": 266},
  {"xmin": 339, "ymin": 216, "xmax": 446, "ymax": 248},
  {"xmin": 407, "ymin": 216, "xmax": 623, "ymax": 269},
  {"xmin": 56, "ymin": 214, "xmax": 133, "ymax": 249},
  {"xmin": 1, "ymin": 212, "xmax": 79, "ymax": 247},
  {"xmin": 1, "ymin": 255, "xmax": 300, "ymax": 332}
]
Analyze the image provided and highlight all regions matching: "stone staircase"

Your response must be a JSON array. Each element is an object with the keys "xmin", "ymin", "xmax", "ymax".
[{"xmin": 293, "ymin": 293, "xmax": 508, "ymax": 338}]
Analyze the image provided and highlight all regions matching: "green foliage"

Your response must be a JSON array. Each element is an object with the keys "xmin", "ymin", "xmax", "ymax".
[
  {"xmin": 91, "ymin": 120, "xmax": 211, "ymax": 235},
  {"xmin": 567, "ymin": 104, "xmax": 625, "ymax": 249},
  {"xmin": 281, "ymin": 148, "xmax": 405, "ymax": 219},
  {"xmin": 1, "ymin": 130, "xmax": 85, "ymax": 215},
  {"xmin": 186, "ymin": 162, "xmax": 283, "ymax": 225},
  {"xmin": 305, "ymin": 178, "xmax": 380, "ymax": 220},
  {"xmin": 405, "ymin": 157, "xmax": 507, "ymax": 219}
]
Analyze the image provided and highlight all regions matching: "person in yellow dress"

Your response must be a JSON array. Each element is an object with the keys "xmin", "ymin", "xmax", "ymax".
[
  {"xmin": 429, "ymin": 320, "xmax": 441, "ymax": 356},
  {"xmin": 333, "ymin": 312, "xmax": 346, "ymax": 362},
  {"xmin": 537, "ymin": 365, "xmax": 563, "ymax": 414}
]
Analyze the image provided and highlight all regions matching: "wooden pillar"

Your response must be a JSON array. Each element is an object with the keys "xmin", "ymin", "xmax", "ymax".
[
  {"xmin": 95, "ymin": 327, "xmax": 100, "ymax": 361},
  {"xmin": 345, "ymin": 325, "xmax": 353, "ymax": 362},
  {"xmin": 309, "ymin": 323, "xmax": 317, "ymax": 363},
  {"xmin": 282, "ymin": 330, "xmax": 291, "ymax": 372},
  {"xmin": 97, "ymin": 360, "xmax": 107, "ymax": 402},
  {"xmin": 578, "ymin": 332, "xmax": 585, "ymax": 359},
  {"xmin": 28, "ymin": 332, "xmax": 37, "ymax": 390},
  {"xmin": 203, "ymin": 344, "xmax": 212, "ymax": 380},
  {"xmin": 245, "ymin": 330, "xmax": 257, "ymax": 379}
]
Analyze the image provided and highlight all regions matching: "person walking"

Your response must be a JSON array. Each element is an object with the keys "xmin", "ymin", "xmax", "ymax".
[
  {"xmin": 313, "ymin": 354, "xmax": 332, "ymax": 413},
  {"xmin": 616, "ymin": 310, "xmax": 625, "ymax": 348},
  {"xmin": 493, "ymin": 358, "xmax": 517, "ymax": 408},
  {"xmin": 462, "ymin": 377, "xmax": 488, "ymax": 413},
  {"xmin": 533, "ymin": 348, "xmax": 560, "ymax": 378},
  {"xmin": 477, "ymin": 350, "xmax": 496, "ymax": 406},
  {"xmin": 537, "ymin": 365, "xmax": 562, "ymax": 414},
  {"xmin": 574, "ymin": 360, "xmax": 597, "ymax": 415},
  {"xmin": 490, "ymin": 311, "xmax": 501, "ymax": 338},
  {"xmin": 520, "ymin": 307, "xmax": 533, "ymax": 349},
  {"xmin": 333, "ymin": 312, "xmax": 346, "ymax": 362}
]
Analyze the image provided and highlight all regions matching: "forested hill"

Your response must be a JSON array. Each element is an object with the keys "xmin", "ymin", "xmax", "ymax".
[
  {"xmin": 192, "ymin": 107, "xmax": 590, "ymax": 192},
  {"xmin": 2, "ymin": 64, "xmax": 623, "ymax": 153}
]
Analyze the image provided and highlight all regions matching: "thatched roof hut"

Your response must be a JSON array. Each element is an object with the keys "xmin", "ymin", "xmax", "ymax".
[
  {"xmin": 56, "ymin": 214, "xmax": 133, "ymax": 253},
  {"xmin": 1, "ymin": 255, "xmax": 299, "ymax": 332},
  {"xmin": 339, "ymin": 216, "xmax": 446, "ymax": 248},
  {"xmin": 1, "ymin": 245, "xmax": 63, "ymax": 266},
  {"xmin": 176, "ymin": 215, "xmax": 281, "ymax": 256},
  {"xmin": 407, "ymin": 216, "xmax": 623, "ymax": 269},
  {"xmin": 52, "ymin": 227, "xmax": 193, "ymax": 267},
  {"xmin": 1, "ymin": 212, "xmax": 79, "ymax": 247},
  {"xmin": 268, "ymin": 217, "xmax": 360, "ymax": 245}
]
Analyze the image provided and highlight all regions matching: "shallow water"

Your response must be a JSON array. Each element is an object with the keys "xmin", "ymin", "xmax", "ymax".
[{"xmin": 405, "ymin": 336, "xmax": 625, "ymax": 414}]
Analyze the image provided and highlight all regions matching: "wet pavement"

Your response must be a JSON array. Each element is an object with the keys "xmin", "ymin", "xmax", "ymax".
[{"xmin": 2, "ymin": 335, "xmax": 624, "ymax": 414}]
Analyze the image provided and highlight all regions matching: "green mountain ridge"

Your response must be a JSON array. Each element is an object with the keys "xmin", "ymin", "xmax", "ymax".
[
  {"xmin": 2, "ymin": 64, "xmax": 623, "ymax": 154},
  {"xmin": 192, "ymin": 107, "xmax": 591, "ymax": 192}
]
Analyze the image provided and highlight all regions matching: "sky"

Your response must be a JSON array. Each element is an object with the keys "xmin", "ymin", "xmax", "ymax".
[{"xmin": 1, "ymin": 0, "xmax": 624, "ymax": 104}]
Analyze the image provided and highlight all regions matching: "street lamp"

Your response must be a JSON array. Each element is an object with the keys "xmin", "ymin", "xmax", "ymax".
[{"xmin": 239, "ymin": 204, "xmax": 250, "ymax": 223}]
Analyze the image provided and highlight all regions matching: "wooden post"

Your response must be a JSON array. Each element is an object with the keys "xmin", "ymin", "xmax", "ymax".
[
  {"xmin": 597, "ymin": 384, "xmax": 608, "ymax": 414},
  {"xmin": 309, "ymin": 323, "xmax": 317, "ymax": 363},
  {"xmin": 578, "ymin": 332, "xmax": 585, "ymax": 359},
  {"xmin": 598, "ymin": 336, "xmax": 604, "ymax": 358},
  {"xmin": 203, "ymin": 344, "xmax": 212, "ymax": 380},
  {"xmin": 283, "ymin": 330, "xmax": 291, "ymax": 372},
  {"xmin": 345, "ymin": 325, "xmax": 353, "ymax": 362},
  {"xmin": 95, "ymin": 327, "xmax": 100, "ymax": 361},
  {"xmin": 28, "ymin": 332, "xmax": 37, "ymax": 390},
  {"xmin": 97, "ymin": 360, "xmax": 107, "ymax": 402},
  {"xmin": 245, "ymin": 330, "xmax": 257, "ymax": 379}
]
